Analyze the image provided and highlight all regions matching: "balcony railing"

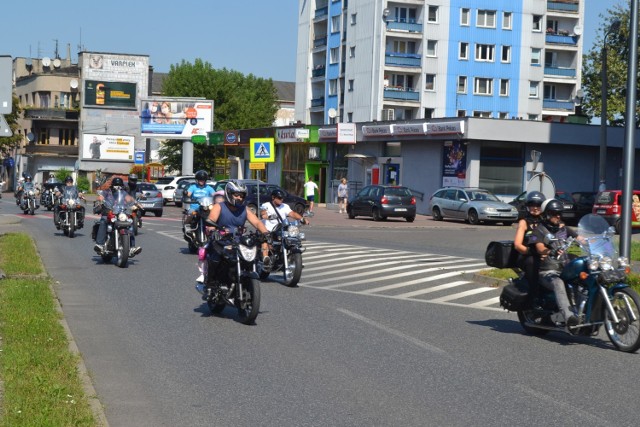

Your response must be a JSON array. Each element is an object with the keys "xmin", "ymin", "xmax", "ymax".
[
  {"xmin": 542, "ymin": 99, "xmax": 575, "ymax": 110},
  {"xmin": 386, "ymin": 20, "xmax": 423, "ymax": 33},
  {"xmin": 313, "ymin": 37, "xmax": 327, "ymax": 48},
  {"xmin": 547, "ymin": 1, "xmax": 579, "ymax": 13},
  {"xmin": 314, "ymin": 7, "xmax": 328, "ymax": 19},
  {"xmin": 385, "ymin": 52, "xmax": 421, "ymax": 67},
  {"xmin": 312, "ymin": 67, "xmax": 326, "ymax": 78},
  {"xmin": 544, "ymin": 66, "xmax": 576, "ymax": 77},
  {"xmin": 383, "ymin": 88, "xmax": 420, "ymax": 101},
  {"xmin": 23, "ymin": 108, "xmax": 79, "ymax": 120},
  {"xmin": 545, "ymin": 34, "xmax": 579, "ymax": 45},
  {"xmin": 311, "ymin": 97, "xmax": 325, "ymax": 107}
]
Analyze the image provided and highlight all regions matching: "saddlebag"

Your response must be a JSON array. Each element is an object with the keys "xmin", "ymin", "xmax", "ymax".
[
  {"xmin": 485, "ymin": 241, "xmax": 519, "ymax": 269},
  {"xmin": 499, "ymin": 281, "xmax": 529, "ymax": 312}
]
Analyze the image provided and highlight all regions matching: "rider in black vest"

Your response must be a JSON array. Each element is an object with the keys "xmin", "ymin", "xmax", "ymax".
[{"xmin": 513, "ymin": 191, "xmax": 545, "ymax": 298}]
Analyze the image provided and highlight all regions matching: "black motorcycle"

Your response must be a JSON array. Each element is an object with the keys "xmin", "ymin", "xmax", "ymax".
[
  {"xmin": 92, "ymin": 189, "xmax": 135, "ymax": 268},
  {"xmin": 196, "ymin": 222, "xmax": 262, "ymax": 325},
  {"xmin": 258, "ymin": 217, "xmax": 306, "ymax": 287},
  {"xmin": 18, "ymin": 183, "xmax": 39, "ymax": 215},
  {"xmin": 183, "ymin": 196, "xmax": 214, "ymax": 253},
  {"xmin": 56, "ymin": 187, "xmax": 85, "ymax": 238},
  {"xmin": 40, "ymin": 182, "xmax": 58, "ymax": 211}
]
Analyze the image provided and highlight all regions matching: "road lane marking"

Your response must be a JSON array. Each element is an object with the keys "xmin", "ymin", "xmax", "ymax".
[
  {"xmin": 427, "ymin": 287, "xmax": 496, "ymax": 303},
  {"xmin": 382, "ymin": 279, "xmax": 471, "ymax": 296}
]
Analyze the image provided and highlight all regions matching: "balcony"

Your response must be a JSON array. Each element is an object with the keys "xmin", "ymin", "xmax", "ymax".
[
  {"xmin": 542, "ymin": 99, "xmax": 575, "ymax": 110},
  {"xmin": 545, "ymin": 33, "xmax": 579, "ymax": 46},
  {"xmin": 311, "ymin": 96, "xmax": 325, "ymax": 108},
  {"xmin": 383, "ymin": 88, "xmax": 420, "ymax": 101},
  {"xmin": 547, "ymin": 1, "xmax": 579, "ymax": 13},
  {"xmin": 544, "ymin": 66, "xmax": 576, "ymax": 77},
  {"xmin": 24, "ymin": 144, "xmax": 78, "ymax": 156},
  {"xmin": 385, "ymin": 52, "xmax": 421, "ymax": 67},
  {"xmin": 314, "ymin": 7, "xmax": 328, "ymax": 19},
  {"xmin": 313, "ymin": 36, "xmax": 327, "ymax": 48},
  {"xmin": 23, "ymin": 108, "xmax": 79, "ymax": 121},
  {"xmin": 312, "ymin": 66, "xmax": 326, "ymax": 78},
  {"xmin": 386, "ymin": 19, "xmax": 423, "ymax": 33}
]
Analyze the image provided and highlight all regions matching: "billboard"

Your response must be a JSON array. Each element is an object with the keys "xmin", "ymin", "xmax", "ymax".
[
  {"xmin": 140, "ymin": 99, "xmax": 214, "ymax": 139},
  {"xmin": 84, "ymin": 80, "xmax": 137, "ymax": 108},
  {"xmin": 82, "ymin": 134, "xmax": 135, "ymax": 161}
]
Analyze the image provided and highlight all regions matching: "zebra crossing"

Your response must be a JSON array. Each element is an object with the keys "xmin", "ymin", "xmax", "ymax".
[{"xmin": 300, "ymin": 241, "xmax": 503, "ymax": 312}]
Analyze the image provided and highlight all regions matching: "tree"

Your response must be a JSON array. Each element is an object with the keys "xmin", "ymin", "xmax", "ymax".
[
  {"xmin": 581, "ymin": 4, "xmax": 639, "ymax": 126},
  {"xmin": 0, "ymin": 95, "xmax": 23, "ymax": 154},
  {"xmin": 158, "ymin": 59, "xmax": 278, "ymax": 173}
]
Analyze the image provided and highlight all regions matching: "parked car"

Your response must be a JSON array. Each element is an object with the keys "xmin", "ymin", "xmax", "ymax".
[
  {"xmin": 592, "ymin": 189, "xmax": 640, "ymax": 234},
  {"xmin": 347, "ymin": 185, "xmax": 416, "ymax": 222},
  {"xmin": 154, "ymin": 175, "xmax": 195, "ymax": 205},
  {"xmin": 214, "ymin": 180, "xmax": 307, "ymax": 215},
  {"xmin": 430, "ymin": 187, "xmax": 518, "ymax": 225},
  {"xmin": 508, "ymin": 190, "xmax": 579, "ymax": 224},
  {"xmin": 133, "ymin": 182, "xmax": 163, "ymax": 217},
  {"xmin": 572, "ymin": 191, "xmax": 597, "ymax": 221},
  {"xmin": 173, "ymin": 179, "xmax": 215, "ymax": 208}
]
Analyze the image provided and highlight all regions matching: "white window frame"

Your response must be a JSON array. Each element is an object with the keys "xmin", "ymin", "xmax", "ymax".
[
  {"xmin": 528, "ymin": 115, "xmax": 538, "ymax": 121},
  {"xmin": 425, "ymin": 74, "xmax": 436, "ymax": 91},
  {"xmin": 474, "ymin": 77, "xmax": 493, "ymax": 95},
  {"xmin": 531, "ymin": 48, "xmax": 541, "ymax": 65},
  {"xmin": 499, "ymin": 112, "xmax": 509, "ymax": 119},
  {"xmin": 529, "ymin": 81, "xmax": 539, "ymax": 98},
  {"xmin": 477, "ymin": 10, "xmax": 496, "ymax": 28},
  {"xmin": 473, "ymin": 111, "xmax": 492, "ymax": 118},
  {"xmin": 457, "ymin": 110, "xmax": 466, "ymax": 117},
  {"xmin": 331, "ymin": 15, "xmax": 341, "ymax": 33},
  {"xmin": 457, "ymin": 76, "xmax": 467, "ymax": 93},
  {"xmin": 426, "ymin": 40, "xmax": 437, "ymax": 57},
  {"xmin": 460, "ymin": 8, "xmax": 470, "ymax": 26},
  {"xmin": 502, "ymin": 12, "xmax": 512, "ymax": 30},
  {"xmin": 475, "ymin": 44, "xmax": 495, "ymax": 62},
  {"xmin": 499, "ymin": 79, "xmax": 509, "ymax": 96},
  {"xmin": 427, "ymin": 5, "xmax": 439, "ymax": 23},
  {"xmin": 543, "ymin": 84, "xmax": 557, "ymax": 100},
  {"xmin": 501, "ymin": 45, "xmax": 511, "ymax": 63},
  {"xmin": 349, "ymin": 46, "xmax": 355, "ymax": 58},
  {"xmin": 459, "ymin": 42, "xmax": 469, "ymax": 60},
  {"xmin": 330, "ymin": 47, "xmax": 339, "ymax": 64},
  {"xmin": 533, "ymin": 15, "xmax": 542, "ymax": 32},
  {"xmin": 348, "ymin": 79, "xmax": 354, "ymax": 91},
  {"xmin": 329, "ymin": 79, "xmax": 338, "ymax": 96},
  {"xmin": 350, "ymin": 13, "xmax": 357, "ymax": 25}
]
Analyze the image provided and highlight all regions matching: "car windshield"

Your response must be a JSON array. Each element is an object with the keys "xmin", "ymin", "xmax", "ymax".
[
  {"xmin": 156, "ymin": 177, "xmax": 174, "ymax": 185},
  {"xmin": 468, "ymin": 190, "xmax": 499, "ymax": 201},
  {"xmin": 138, "ymin": 184, "xmax": 157, "ymax": 192},
  {"xmin": 555, "ymin": 192, "xmax": 572, "ymax": 202}
]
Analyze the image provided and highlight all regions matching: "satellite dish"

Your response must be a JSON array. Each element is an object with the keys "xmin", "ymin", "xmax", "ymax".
[
  {"xmin": 70, "ymin": 79, "xmax": 78, "ymax": 89},
  {"xmin": 26, "ymin": 132, "xmax": 35, "ymax": 142},
  {"xmin": 328, "ymin": 108, "xmax": 337, "ymax": 118},
  {"xmin": 42, "ymin": 57, "xmax": 51, "ymax": 67},
  {"xmin": 573, "ymin": 25, "xmax": 583, "ymax": 36},
  {"xmin": 53, "ymin": 58, "xmax": 61, "ymax": 68},
  {"xmin": 526, "ymin": 172, "xmax": 556, "ymax": 200}
]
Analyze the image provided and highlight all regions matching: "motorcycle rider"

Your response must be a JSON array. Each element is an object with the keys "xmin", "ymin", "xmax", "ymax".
[
  {"xmin": 93, "ymin": 177, "xmax": 142, "ymax": 258},
  {"xmin": 53, "ymin": 176, "xmax": 86, "ymax": 229},
  {"xmin": 15, "ymin": 173, "xmax": 34, "ymax": 203},
  {"xmin": 531, "ymin": 199, "xmax": 580, "ymax": 331},
  {"xmin": 512, "ymin": 191, "xmax": 545, "ymax": 299},
  {"xmin": 260, "ymin": 189, "xmax": 309, "ymax": 232},
  {"xmin": 184, "ymin": 170, "xmax": 215, "ymax": 231},
  {"xmin": 127, "ymin": 173, "xmax": 140, "ymax": 197}
]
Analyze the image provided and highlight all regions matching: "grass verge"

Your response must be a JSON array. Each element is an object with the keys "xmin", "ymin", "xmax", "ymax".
[{"xmin": 0, "ymin": 232, "xmax": 96, "ymax": 426}]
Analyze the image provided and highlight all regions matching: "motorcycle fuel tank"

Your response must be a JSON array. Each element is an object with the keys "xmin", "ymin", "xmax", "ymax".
[{"xmin": 561, "ymin": 257, "xmax": 587, "ymax": 281}]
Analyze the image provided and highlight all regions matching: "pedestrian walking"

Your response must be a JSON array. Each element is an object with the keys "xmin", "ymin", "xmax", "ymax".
[
  {"xmin": 337, "ymin": 178, "xmax": 348, "ymax": 214},
  {"xmin": 304, "ymin": 177, "xmax": 319, "ymax": 213}
]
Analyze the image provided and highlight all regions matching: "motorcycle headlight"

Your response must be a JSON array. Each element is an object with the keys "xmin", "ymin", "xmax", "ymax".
[
  {"xmin": 68, "ymin": 199, "xmax": 76, "ymax": 207},
  {"xmin": 600, "ymin": 256, "xmax": 613, "ymax": 271},
  {"xmin": 618, "ymin": 257, "xmax": 630, "ymax": 268},
  {"xmin": 239, "ymin": 244, "xmax": 257, "ymax": 262},
  {"xmin": 28, "ymin": 190, "xmax": 34, "ymax": 196},
  {"xmin": 117, "ymin": 212, "xmax": 128, "ymax": 222},
  {"xmin": 588, "ymin": 255, "xmax": 600, "ymax": 271},
  {"xmin": 284, "ymin": 226, "xmax": 300, "ymax": 237}
]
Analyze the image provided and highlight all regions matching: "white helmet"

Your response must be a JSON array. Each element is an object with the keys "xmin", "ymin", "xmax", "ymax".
[{"xmin": 224, "ymin": 181, "xmax": 248, "ymax": 206}]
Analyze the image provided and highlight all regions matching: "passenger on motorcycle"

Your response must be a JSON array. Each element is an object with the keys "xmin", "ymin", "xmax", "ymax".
[
  {"xmin": 531, "ymin": 199, "xmax": 580, "ymax": 330},
  {"xmin": 513, "ymin": 191, "xmax": 545, "ymax": 298},
  {"xmin": 53, "ymin": 176, "xmax": 86, "ymax": 229},
  {"xmin": 260, "ymin": 189, "xmax": 309, "ymax": 232},
  {"xmin": 15, "ymin": 174, "xmax": 35, "ymax": 203},
  {"xmin": 185, "ymin": 170, "xmax": 215, "ymax": 225},
  {"xmin": 94, "ymin": 177, "xmax": 142, "ymax": 258},
  {"xmin": 127, "ymin": 173, "xmax": 140, "ymax": 197}
]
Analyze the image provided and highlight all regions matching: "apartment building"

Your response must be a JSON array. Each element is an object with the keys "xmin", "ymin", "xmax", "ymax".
[{"xmin": 295, "ymin": 0, "xmax": 584, "ymax": 125}]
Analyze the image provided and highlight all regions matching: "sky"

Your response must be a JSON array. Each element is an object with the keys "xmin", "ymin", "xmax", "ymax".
[{"xmin": 0, "ymin": 0, "xmax": 626, "ymax": 83}]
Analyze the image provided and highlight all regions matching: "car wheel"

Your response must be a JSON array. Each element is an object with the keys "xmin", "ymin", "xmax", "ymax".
[
  {"xmin": 347, "ymin": 207, "xmax": 355, "ymax": 219},
  {"xmin": 467, "ymin": 209, "xmax": 480, "ymax": 225},
  {"xmin": 175, "ymin": 202, "xmax": 182, "ymax": 208},
  {"xmin": 503, "ymin": 221, "xmax": 513, "ymax": 226},
  {"xmin": 294, "ymin": 203, "xmax": 305, "ymax": 215},
  {"xmin": 163, "ymin": 199, "xmax": 167, "ymax": 206},
  {"xmin": 372, "ymin": 207, "xmax": 383, "ymax": 221},
  {"xmin": 406, "ymin": 216, "xmax": 415, "ymax": 222},
  {"xmin": 155, "ymin": 210, "xmax": 163, "ymax": 217},
  {"xmin": 432, "ymin": 206, "xmax": 443, "ymax": 221}
]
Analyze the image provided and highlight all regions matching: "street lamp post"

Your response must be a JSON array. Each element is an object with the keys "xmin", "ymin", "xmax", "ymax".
[{"xmin": 599, "ymin": 19, "xmax": 622, "ymax": 191}]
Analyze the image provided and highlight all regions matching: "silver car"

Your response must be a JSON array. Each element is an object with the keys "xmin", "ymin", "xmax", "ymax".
[{"xmin": 429, "ymin": 187, "xmax": 518, "ymax": 225}]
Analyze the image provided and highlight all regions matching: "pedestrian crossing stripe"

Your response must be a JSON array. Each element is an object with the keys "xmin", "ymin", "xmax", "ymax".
[{"xmin": 250, "ymin": 138, "xmax": 275, "ymax": 163}]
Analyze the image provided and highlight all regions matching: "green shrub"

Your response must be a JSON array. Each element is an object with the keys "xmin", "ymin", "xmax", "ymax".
[{"xmin": 77, "ymin": 176, "xmax": 90, "ymax": 193}]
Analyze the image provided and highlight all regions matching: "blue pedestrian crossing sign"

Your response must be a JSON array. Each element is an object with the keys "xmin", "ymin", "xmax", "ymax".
[{"xmin": 250, "ymin": 138, "xmax": 275, "ymax": 163}]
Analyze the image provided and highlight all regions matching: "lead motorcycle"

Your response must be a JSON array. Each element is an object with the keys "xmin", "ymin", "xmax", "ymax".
[
  {"xmin": 92, "ymin": 189, "xmax": 135, "ymax": 268},
  {"xmin": 487, "ymin": 214, "xmax": 640, "ymax": 353},
  {"xmin": 182, "ymin": 196, "xmax": 213, "ymax": 253},
  {"xmin": 196, "ymin": 222, "xmax": 263, "ymax": 325},
  {"xmin": 18, "ymin": 182, "xmax": 39, "ymax": 215},
  {"xmin": 258, "ymin": 216, "xmax": 306, "ymax": 287},
  {"xmin": 56, "ymin": 187, "xmax": 85, "ymax": 238},
  {"xmin": 40, "ymin": 181, "xmax": 59, "ymax": 211}
]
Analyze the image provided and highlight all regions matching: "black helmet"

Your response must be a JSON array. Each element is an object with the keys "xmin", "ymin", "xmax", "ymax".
[
  {"xmin": 543, "ymin": 199, "xmax": 563, "ymax": 219},
  {"xmin": 195, "ymin": 170, "xmax": 208, "ymax": 181},
  {"xmin": 525, "ymin": 191, "xmax": 545, "ymax": 207},
  {"xmin": 65, "ymin": 176, "xmax": 73, "ymax": 183},
  {"xmin": 25, "ymin": 174, "xmax": 32, "ymax": 181},
  {"xmin": 111, "ymin": 177, "xmax": 124, "ymax": 189},
  {"xmin": 128, "ymin": 173, "xmax": 138, "ymax": 184},
  {"xmin": 271, "ymin": 189, "xmax": 285, "ymax": 199},
  {"xmin": 224, "ymin": 181, "xmax": 248, "ymax": 206}
]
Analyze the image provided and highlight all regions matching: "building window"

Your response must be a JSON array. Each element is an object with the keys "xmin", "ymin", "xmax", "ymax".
[
  {"xmin": 330, "ymin": 47, "xmax": 339, "ymax": 64},
  {"xmin": 473, "ymin": 111, "xmax": 492, "ymax": 118},
  {"xmin": 533, "ymin": 15, "xmax": 542, "ymax": 32},
  {"xmin": 425, "ymin": 74, "xmax": 436, "ymax": 91},
  {"xmin": 351, "ymin": 13, "xmax": 357, "ymax": 25},
  {"xmin": 531, "ymin": 48, "xmax": 541, "ymax": 65},
  {"xmin": 394, "ymin": 7, "xmax": 417, "ymax": 23},
  {"xmin": 543, "ymin": 84, "xmax": 556, "ymax": 100},
  {"xmin": 331, "ymin": 15, "xmax": 341, "ymax": 33},
  {"xmin": 393, "ymin": 40, "xmax": 416, "ymax": 54},
  {"xmin": 474, "ymin": 78, "xmax": 493, "ymax": 95},
  {"xmin": 460, "ymin": 8, "xmax": 470, "ymax": 26},
  {"xmin": 329, "ymin": 79, "xmax": 338, "ymax": 96},
  {"xmin": 424, "ymin": 108, "xmax": 434, "ymax": 118},
  {"xmin": 477, "ymin": 10, "xmax": 496, "ymax": 28},
  {"xmin": 529, "ymin": 81, "xmax": 539, "ymax": 98},
  {"xmin": 528, "ymin": 114, "xmax": 539, "ymax": 120},
  {"xmin": 547, "ymin": 19, "xmax": 559, "ymax": 33},
  {"xmin": 347, "ymin": 112, "xmax": 353, "ymax": 122},
  {"xmin": 499, "ymin": 112, "xmax": 509, "ymax": 119},
  {"xmin": 502, "ymin": 12, "xmax": 512, "ymax": 30},
  {"xmin": 426, "ymin": 40, "xmax": 437, "ymax": 57},
  {"xmin": 479, "ymin": 141, "xmax": 523, "ymax": 195},
  {"xmin": 459, "ymin": 42, "xmax": 469, "ymax": 60},
  {"xmin": 348, "ymin": 79, "xmax": 354, "ymax": 91},
  {"xmin": 38, "ymin": 92, "xmax": 51, "ymax": 108},
  {"xmin": 349, "ymin": 46, "xmax": 355, "ymax": 58},
  {"xmin": 457, "ymin": 110, "xmax": 466, "ymax": 117},
  {"xmin": 457, "ymin": 76, "xmax": 467, "ymax": 93},
  {"xmin": 501, "ymin": 46, "xmax": 511, "ymax": 63},
  {"xmin": 499, "ymin": 79, "xmax": 509, "ymax": 96},
  {"xmin": 427, "ymin": 6, "xmax": 439, "ymax": 23},
  {"xmin": 475, "ymin": 44, "xmax": 495, "ymax": 62}
]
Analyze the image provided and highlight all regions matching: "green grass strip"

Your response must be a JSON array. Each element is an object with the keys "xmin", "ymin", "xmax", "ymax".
[{"xmin": 0, "ymin": 233, "xmax": 44, "ymax": 276}]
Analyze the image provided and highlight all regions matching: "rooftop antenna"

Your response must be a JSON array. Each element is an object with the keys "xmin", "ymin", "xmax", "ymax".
[{"xmin": 53, "ymin": 39, "xmax": 59, "ymax": 58}]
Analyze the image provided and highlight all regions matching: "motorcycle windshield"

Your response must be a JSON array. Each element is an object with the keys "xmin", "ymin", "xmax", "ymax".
[
  {"xmin": 62, "ymin": 187, "xmax": 78, "ymax": 201},
  {"xmin": 103, "ymin": 189, "xmax": 134, "ymax": 214},
  {"xmin": 23, "ymin": 182, "xmax": 35, "ymax": 191},
  {"xmin": 199, "ymin": 196, "xmax": 213, "ymax": 207},
  {"xmin": 577, "ymin": 214, "xmax": 617, "ymax": 260}
]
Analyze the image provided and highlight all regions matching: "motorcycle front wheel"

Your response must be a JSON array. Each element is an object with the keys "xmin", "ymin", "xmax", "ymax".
[
  {"xmin": 68, "ymin": 214, "xmax": 76, "ymax": 238},
  {"xmin": 237, "ymin": 277, "xmax": 260, "ymax": 325},
  {"xmin": 132, "ymin": 215, "xmax": 139, "ymax": 236},
  {"xmin": 283, "ymin": 252, "xmax": 303, "ymax": 287},
  {"xmin": 115, "ymin": 234, "xmax": 130, "ymax": 268},
  {"xmin": 517, "ymin": 310, "xmax": 551, "ymax": 336},
  {"xmin": 604, "ymin": 288, "xmax": 640, "ymax": 353}
]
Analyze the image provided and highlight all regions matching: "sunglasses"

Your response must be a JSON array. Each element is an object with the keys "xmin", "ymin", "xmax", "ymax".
[
  {"xmin": 231, "ymin": 192, "xmax": 245, "ymax": 198},
  {"xmin": 526, "ymin": 203, "xmax": 542, "ymax": 208}
]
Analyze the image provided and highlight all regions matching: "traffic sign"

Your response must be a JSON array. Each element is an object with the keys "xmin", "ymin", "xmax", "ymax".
[
  {"xmin": 0, "ymin": 114, "xmax": 12, "ymax": 137},
  {"xmin": 134, "ymin": 150, "xmax": 145, "ymax": 165},
  {"xmin": 191, "ymin": 135, "xmax": 207, "ymax": 144},
  {"xmin": 250, "ymin": 138, "xmax": 275, "ymax": 163},
  {"xmin": 208, "ymin": 131, "xmax": 224, "ymax": 145},
  {"xmin": 249, "ymin": 162, "xmax": 265, "ymax": 170}
]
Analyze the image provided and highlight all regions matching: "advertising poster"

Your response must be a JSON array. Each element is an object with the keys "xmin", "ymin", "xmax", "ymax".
[
  {"xmin": 82, "ymin": 134, "xmax": 135, "ymax": 161},
  {"xmin": 140, "ymin": 99, "xmax": 214, "ymax": 138},
  {"xmin": 84, "ymin": 80, "xmax": 137, "ymax": 108},
  {"xmin": 442, "ymin": 141, "xmax": 467, "ymax": 187}
]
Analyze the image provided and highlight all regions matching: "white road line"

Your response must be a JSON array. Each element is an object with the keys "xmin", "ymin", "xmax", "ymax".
[
  {"xmin": 156, "ymin": 231, "xmax": 185, "ymax": 242},
  {"xmin": 304, "ymin": 255, "xmax": 465, "ymax": 274},
  {"xmin": 427, "ymin": 287, "xmax": 496, "ymax": 303},
  {"xmin": 468, "ymin": 296, "xmax": 501, "ymax": 308},
  {"xmin": 375, "ymin": 279, "xmax": 471, "ymax": 296},
  {"xmin": 303, "ymin": 253, "xmax": 452, "ymax": 269}
]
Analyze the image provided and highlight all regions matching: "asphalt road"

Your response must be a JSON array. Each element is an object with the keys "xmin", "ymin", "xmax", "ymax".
[{"xmin": 1, "ymin": 196, "xmax": 640, "ymax": 427}]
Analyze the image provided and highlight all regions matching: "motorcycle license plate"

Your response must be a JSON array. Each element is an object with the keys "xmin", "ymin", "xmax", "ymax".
[{"xmin": 394, "ymin": 208, "xmax": 407, "ymax": 212}]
